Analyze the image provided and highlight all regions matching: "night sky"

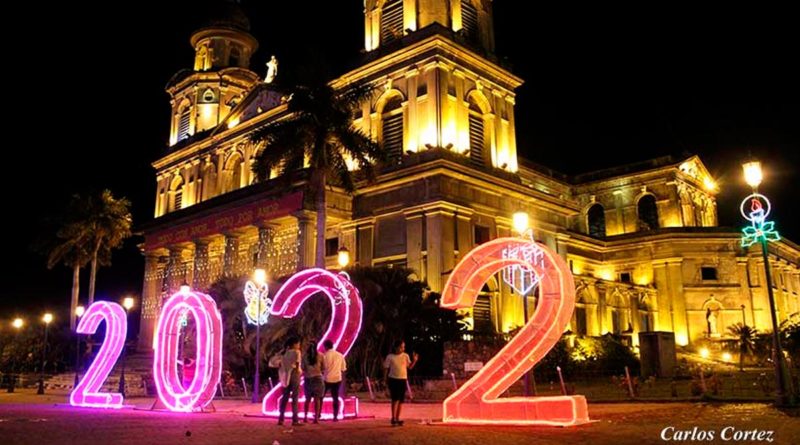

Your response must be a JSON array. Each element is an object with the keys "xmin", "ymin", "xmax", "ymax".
[{"xmin": 3, "ymin": 2, "xmax": 797, "ymax": 325}]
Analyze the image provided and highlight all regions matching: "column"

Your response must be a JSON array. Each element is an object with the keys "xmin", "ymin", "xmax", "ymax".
[
  {"xmin": 295, "ymin": 212, "xmax": 316, "ymax": 269},
  {"xmin": 192, "ymin": 241, "xmax": 210, "ymax": 290},
  {"xmin": 223, "ymin": 234, "xmax": 240, "ymax": 277},
  {"xmin": 652, "ymin": 263, "xmax": 673, "ymax": 333},
  {"xmin": 667, "ymin": 259, "xmax": 689, "ymax": 345},
  {"xmin": 425, "ymin": 209, "xmax": 455, "ymax": 293},
  {"xmin": 405, "ymin": 211, "xmax": 424, "ymax": 277},
  {"xmin": 255, "ymin": 225, "xmax": 276, "ymax": 270}
]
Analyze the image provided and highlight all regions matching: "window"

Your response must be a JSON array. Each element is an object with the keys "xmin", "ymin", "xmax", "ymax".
[
  {"xmin": 381, "ymin": 96, "xmax": 403, "ymax": 163},
  {"xmin": 201, "ymin": 88, "xmax": 216, "ymax": 103},
  {"xmin": 178, "ymin": 107, "xmax": 191, "ymax": 141},
  {"xmin": 461, "ymin": 1, "xmax": 479, "ymax": 44},
  {"xmin": 380, "ymin": 0, "xmax": 404, "ymax": 45},
  {"xmin": 474, "ymin": 225, "xmax": 491, "ymax": 245},
  {"xmin": 229, "ymin": 46, "xmax": 241, "ymax": 67},
  {"xmin": 587, "ymin": 203, "xmax": 606, "ymax": 238},
  {"xmin": 468, "ymin": 99, "xmax": 485, "ymax": 167},
  {"xmin": 619, "ymin": 272, "xmax": 632, "ymax": 283},
  {"xmin": 174, "ymin": 188, "xmax": 183, "ymax": 210},
  {"xmin": 575, "ymin": 306, "xmax": 587, "ymax": 335},
  {"xmin": 701, "ymin": 267, "xmax": 718, "ymax": 281},
  {"xmin": 417, "ymin": 81, "xmax": 427, "ymax": 97},
  {"xmin": 325, "ymin": 237, "xmax": 339, "ymax": 257},
  {"xmin": 473, "ymin": 294, "xmax": 492, "ymax": 332},
  {"xmin": 637, "ymin": 195, "xmax": 659, "ymax": 230}
]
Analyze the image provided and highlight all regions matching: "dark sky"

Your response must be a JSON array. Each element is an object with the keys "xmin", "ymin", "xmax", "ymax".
[{"xmin": 3, "ymin": 2, "xmax": 798, "ymax": 324}]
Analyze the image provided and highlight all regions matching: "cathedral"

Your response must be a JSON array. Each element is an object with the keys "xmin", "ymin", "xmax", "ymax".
[{"xmin": 138, "ymin": 0, "xmax": 800, "ymax": 352}]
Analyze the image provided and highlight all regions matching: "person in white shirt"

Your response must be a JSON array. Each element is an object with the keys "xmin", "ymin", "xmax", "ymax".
[
  {"xmin": 277, "ymin": 337, "xmax": 302, "ymax": 426},
  {"xmin": 321, "ymin": 339, "xmax": 347, "ymax": 421},
  {"xmin": 383, "ymin": 340, "xmax": 419, "ymax": 426}
]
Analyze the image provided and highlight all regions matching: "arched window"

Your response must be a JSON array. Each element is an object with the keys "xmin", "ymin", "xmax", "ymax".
[
  {"xmin": 468, "ymin": 97, "xmax": 485, "ymax": 167},
  {"xmin": 177, "ymin": 106, "xmax": 191, "ymax": 141},
  {"xmin": 587, "ymin": 203, "xmax": 606, "ymax": 238},
  {"xmin": 224, "ymin": 153, "xmax": 243, "ymax": 193},
  {"xmin": 381, "ymin": 95, "xmax": 403, "ymax": 163},
  {"xmin": 170, "ymin": 176, "xmax": 184, "ymax": 212},
  {"xmin": 637, "ymin": 195, "xmax": 659, "ymax": 231},
  {"xmin": 461, "ymin": 1, "xmax": 480, "ymax": 43},
  {"xmin": 381, "ymin": 0, "xmax": 404, "ymax": 45},
  {"xmin": 473, "ymin": 284, "xmax": 493, "ymax": 333},
  {"xmin": 202, "ymin": 164, "xmax": 217, "ymax": 201}
]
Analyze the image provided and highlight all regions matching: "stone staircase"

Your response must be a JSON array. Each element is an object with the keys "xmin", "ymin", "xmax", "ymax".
[{"xmin": 45, "ymin": 352, "xmax": 154, "ymax": 397}]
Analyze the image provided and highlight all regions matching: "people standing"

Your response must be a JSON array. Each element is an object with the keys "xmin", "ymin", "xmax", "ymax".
[
  {"xmin": 321, "ymin": 339, "xmax": 346, "ymax": 421},
  {"xmin": 277, "ymin": 337, "xmax": 302, "ymax": 426},
  {"xmin": 383, "ymin": 340, "xmax": 419, "ymax": 426},
  {"xmin": 302, "ymin": 341, "xmax": 324, "ymax": 423}
]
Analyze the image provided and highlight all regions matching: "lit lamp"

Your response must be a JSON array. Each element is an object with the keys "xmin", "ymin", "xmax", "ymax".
[
  {"xmin": 337, "ymin": 246, "xmax": 351, "ymax": 269},
  {"xmin": 740, "ymin": 159, "xmax": 787, "ymax": 406},
  {"xmin": 37, "ymin": 313, "xmax": 53, "ymax": 394},
  {"xmin": 8, "ymin": 318, "xmax": 24, "ymax": 393},
  {"xmin": 74, "ymin": 305, "xmax": 85, "ymax": 387},
  {"xmin": 246, "ymin": 268, "xmax": 270, "ymax": 403},
  {"xmin": 119, "ymin": 297, "xmax": 135, "ymax": 397},
  {"xmin": 513, "ymin": 211, "xmax": 530, "ymax": 236}
]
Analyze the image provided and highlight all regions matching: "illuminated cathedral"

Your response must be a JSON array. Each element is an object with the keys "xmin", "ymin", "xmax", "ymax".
[{"xmin": 138, "ymin": 0, "xmax": 800, "ymax": 351}]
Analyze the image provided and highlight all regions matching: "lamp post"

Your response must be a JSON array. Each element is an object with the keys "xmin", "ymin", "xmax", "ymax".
[
  {"xmin": 512, "ymin": 211, "xmax": 533, "ymax": 396},
  {"xmin": 740, "ymin": 304, "xmax": 747, "ymax": 327},
  {"xmin": 74, "ymin": 305, "xmax": 85, "ymax": 388},
  {"xmin": 37, "ymin": 313, "xmax": 53, "ymax": 395},
  {"xmin": 246, "ymin": 269, "xmax": 269, "ymax": 403},
  {"xmin": 8, "ymin": 318, "xmax": 24, "ymax": 393},
  {"xmin": 740, "ymin": 160, "xmax": 788, "ymax": 406},
  {"xmin": 119, "ymin": 297, "xmax": 135, "ymax": 397}
]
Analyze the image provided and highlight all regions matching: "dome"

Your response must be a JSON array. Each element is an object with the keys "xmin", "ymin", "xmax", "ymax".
[{"xmin": 199, "ymin": 0, "xmax": 251, "ymax": 32}]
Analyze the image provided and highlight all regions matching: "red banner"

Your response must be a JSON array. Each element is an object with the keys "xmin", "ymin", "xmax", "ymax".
[{"xmin": 145, "ymin": 192, "xmax": 303, "ymax": 250}]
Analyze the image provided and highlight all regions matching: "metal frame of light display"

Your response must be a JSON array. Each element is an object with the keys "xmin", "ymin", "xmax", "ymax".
[
  {"xmin": 152, "ymin": 287, "xmax": 223, "ymax": 412},
  {"xmin": 69, "ymin": 301, "xmax": 128, "ymax": 409},
  {"xmin": 261, "ymin": 268, "xmax": 362, "ymax": 419},
  {"xmin": 440, "ymin": 237, "xmax": 590, "ymax": 426}
]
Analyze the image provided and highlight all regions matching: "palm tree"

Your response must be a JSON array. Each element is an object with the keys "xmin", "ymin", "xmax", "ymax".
[
  {"xmin": 728, "ymin": 322, "xmax": 758, "ymax": 371},
  {"xmin": 42, "ymin": 220, "xmax": 91, "ymax": 330},
  {"xmin": 250, "ymin": 82, "xmax": 383, "ymax": 267},
  {"xmin": 80, "ymin": 190, "xmax": 133, "ymax": 304}
]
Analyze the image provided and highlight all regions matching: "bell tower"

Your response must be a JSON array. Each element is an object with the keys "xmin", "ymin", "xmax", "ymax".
[
  {"xmin": 351, "ymin": 0, "xmax": 520, "ymax": 172},
  {"xmin": 166, "ymin": 1, "xmax": 260, "ymax": 146}
]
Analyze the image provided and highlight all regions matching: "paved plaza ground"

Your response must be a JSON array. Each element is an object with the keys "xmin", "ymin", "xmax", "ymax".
[{"xmin": 1, "ymin": 389, "xmax": 798, "ymax": 445}]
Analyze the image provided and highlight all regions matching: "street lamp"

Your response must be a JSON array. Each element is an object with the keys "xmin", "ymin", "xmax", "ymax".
[
  {"xmin": 337, "ymin": 246, "xmax": 351, "ymax": 269},
  {"xmin": 119, "ymin": 297, "xmax": 135, "ymax": 397},
  {"xmin": 245, "ymin": 268, "xmax": 270, "ymax": 403},
  {"xmin": 74, "ymin": 305, "xmax": 85, "ymax": 387},
  {"xmin": 740, "ymin": 304, "xmax": 747, "ymax": 327},
  {"xmin": 511, "ymin": 211, "xmax": 534, "ymax": 396},
  {"xmin": 512, "ymin": 211, "xmax": 530, "ymax": 236},
  {"xmin": 37, "ymin": 313, "xmax": 53, "ymax": 395},
  {"xmin": 8, "ymin": 318, "xmax": 24, "ymax": 393},
  {"xmin": 739, "ymin": 160, "xmax": 788, "ymax": 406}
]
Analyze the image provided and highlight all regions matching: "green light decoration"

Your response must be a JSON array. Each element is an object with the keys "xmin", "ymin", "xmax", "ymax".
[{"xmin": 740, "ymin": 194, "xmax": 780, "ymax": 248}]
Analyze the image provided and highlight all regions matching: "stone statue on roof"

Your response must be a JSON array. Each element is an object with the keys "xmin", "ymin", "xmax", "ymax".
[{"xmin": 264, "ymin": 55, "xmax": 278, "ymax": 83}]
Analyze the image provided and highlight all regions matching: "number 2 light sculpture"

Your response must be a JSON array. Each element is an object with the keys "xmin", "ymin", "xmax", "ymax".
[
  {"xmin": 440, "ymin": 236, "xmax": 590, "ymax": 426},
  {"xmin": 261, "ymin": 268, "xmax": 362, "ymax": 419}
]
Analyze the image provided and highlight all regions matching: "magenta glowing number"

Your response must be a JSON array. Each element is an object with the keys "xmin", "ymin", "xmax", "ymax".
[
  {"xmin": 69, "ymin": 301, "xmax": 128, "ymax": 409},
  {"xmin": 153, "ymin": 288, "xmax": 223, "ymax": 412},
  {"xmin": 441, "ymin": 237, "xmax": 590, "ymax": 426},
  {"xmin": 261, "ymin": 268, "xmax": 362, "ymax": 419}
]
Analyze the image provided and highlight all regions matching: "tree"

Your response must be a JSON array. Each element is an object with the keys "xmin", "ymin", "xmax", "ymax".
[
  {"xmin": 79, "ymin": 190, "xmax": 133, "ymax": 304},
  {"xmin": 250, "ymin": 82, "xmax": 383, "ymax": 267},
  {"xmin": 36, "ymin": 198, "xmax": 92, "ymax": 330},
  {"xmin": 728, "ymin": 322, "xmax": 758, "ymax": 371}
]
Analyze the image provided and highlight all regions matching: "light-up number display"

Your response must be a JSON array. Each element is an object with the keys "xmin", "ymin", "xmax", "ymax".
[
  {"xmin": 69, "ymin": 301, "xmax": 127, "ymax": 409},
  {"xmin": 441, "ymin": 237, "xmax": 590, "ymax": 426},
  {"xmin": 261, "ymin": 268, "xmax": 362, "ymax": 419},
  {"xmin": 153, "ymin": 288, "xmax": 223, "ymax": 412}
]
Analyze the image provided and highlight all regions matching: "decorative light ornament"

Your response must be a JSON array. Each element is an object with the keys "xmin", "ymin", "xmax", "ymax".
[
  {"xmin": 440, "ymin": 237, "xmax": 590, "ymax": 426},
  {"xmin": 153, "ymin": 289, "xmax": 223, "ymax": 412},
  {"xmin": 261, "ymin": 268, "xmax": 362, "ymax": 419},
  {"xmin": 740, "ymin": 193, "xmax": 780, "ymax": 248},
  {"xmin": 70, "ymin": 302, "xmax": 128, "ymax": 409},
  {"xmin": 244, "ymin": 279, "xmax": 271, "ymax": 326}
]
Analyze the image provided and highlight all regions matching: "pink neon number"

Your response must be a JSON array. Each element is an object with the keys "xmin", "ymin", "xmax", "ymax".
[
  {"xmin": 262, "ymin": 268, "xmax": 362, "ymax": 419},
  {"xmin": 440, "ymin": 238, "xmax": 590, "ymax": 426},
  {"xmin": 153, "ymin": 288, "xmax": 223, "ymax": 412},
  {"xmin": 69, "ymin": 301, "xmax": 127, "ymax": 409}
]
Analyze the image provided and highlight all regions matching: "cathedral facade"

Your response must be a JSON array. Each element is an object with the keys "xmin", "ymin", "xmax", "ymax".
[{"xmin": 138, "ymin": 0, "xmax": 800, "ymax": 352}]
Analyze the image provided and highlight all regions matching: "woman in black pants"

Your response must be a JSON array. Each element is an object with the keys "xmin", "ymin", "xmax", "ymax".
[{"xmin": 383, "ymin": 340, "xmax": 419, "ymax": 426}]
